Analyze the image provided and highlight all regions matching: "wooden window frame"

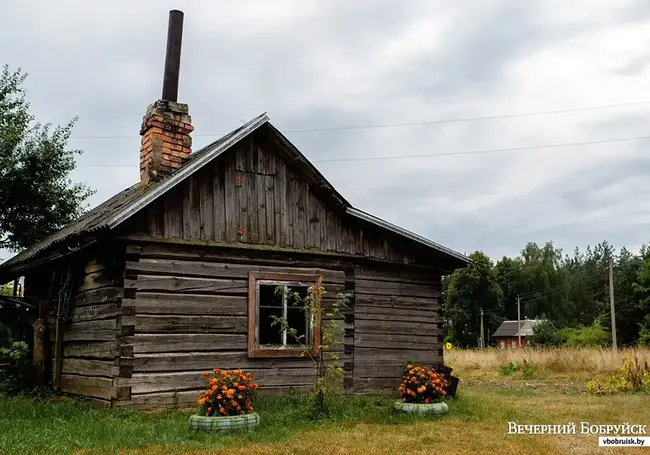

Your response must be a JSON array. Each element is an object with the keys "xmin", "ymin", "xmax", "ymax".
[{"xmin": 248, "ymin": 271, "xmax": 322, "ymax": 358}]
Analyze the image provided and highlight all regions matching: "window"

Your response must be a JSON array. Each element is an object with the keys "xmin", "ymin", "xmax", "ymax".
[{"xmin": 248, "ymin": 271, "xmax": 321, "ymax": 358}]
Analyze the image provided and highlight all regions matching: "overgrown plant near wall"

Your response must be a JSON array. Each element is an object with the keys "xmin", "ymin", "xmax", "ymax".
[
  {"xmin": 0, "ymin": 341, "xmax": 32, "ymax": 396},
  {"xmin": 271, "ymin": 278, "xmax": 348, "ymax": 416},
  {"xmin": 586, "ymin": 356, "xmax": 650, "ymax": 395}
]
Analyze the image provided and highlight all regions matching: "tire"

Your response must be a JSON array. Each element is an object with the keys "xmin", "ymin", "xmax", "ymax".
[
  {"xmin": 393, "ymin": 401, "xmax": 449, "ymax": 416},
  {"xmin": 189, "ymin": 412, "xmax": 260, "ymax": 432}
]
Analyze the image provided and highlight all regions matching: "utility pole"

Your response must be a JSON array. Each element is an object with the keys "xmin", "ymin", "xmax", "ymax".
[
  {"xmin": 609, "ymin": 258, "xmax": 617, "ymax": 350},
  {"xmin": 517, "ymin": 295, "xmax": 521, "ymax": 349},
  {"xmin": 479, "ymin": 308, "xmax": 485, "ymax": 349}
]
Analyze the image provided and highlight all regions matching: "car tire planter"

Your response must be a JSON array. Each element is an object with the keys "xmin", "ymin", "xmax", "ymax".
[
  {"xmin": 189, "ymin": 412, "xmax": 260, "ymax": 432},
  {"xmin": 393, "ymin": 401, "xmax": 449, "ymax": 416}
]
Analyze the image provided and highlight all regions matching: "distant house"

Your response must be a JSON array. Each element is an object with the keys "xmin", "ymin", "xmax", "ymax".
[{"xmin": 492, "ymin": 319, "xmax": 547, "ymax": 349}]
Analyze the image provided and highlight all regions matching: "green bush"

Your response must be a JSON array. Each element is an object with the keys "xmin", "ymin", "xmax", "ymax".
[
  {"xmin": 0, "ymin": 341, "xmax": 33, "ymax": 396},
  {"xmin": 499, "ymin": 361, "xmax": 518, "ymax": 376},
  {"xmin": 499, "ymin": 360, "xmax": 535, "ymax": 378},
  {"xmin": 556, "ymin": 324, "xmax": 610, "ymax": 348},
  {"xmin": 528, "ymin": 320, "xmax": 560, "ymax": 347},
  {"xmin": 637, "ymin": 315, "xmax": 650, "ymax": 348}
]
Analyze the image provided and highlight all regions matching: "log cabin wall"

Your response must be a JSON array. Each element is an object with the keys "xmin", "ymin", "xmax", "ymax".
[
  {"xmin": 352, "ymin": 264, "xmax": 443, "ymax": 392},
  {"xmin": 118, "ymin": 242, "xmax": 351, "ymax": 409},
  {"xmin": 111, "ymin": 127, "xmax": 449, "ymax": 408},
  {"xmin": 39, "ymin": 246, "xmax": 129, "ymax": 406}
]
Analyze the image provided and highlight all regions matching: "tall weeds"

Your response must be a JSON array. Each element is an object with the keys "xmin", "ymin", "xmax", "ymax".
[{"xmin": 446, "ymin": 347, "xmax": 650, "ymax": 375}]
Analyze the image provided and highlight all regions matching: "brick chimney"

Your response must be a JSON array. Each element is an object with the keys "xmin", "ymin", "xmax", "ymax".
[{"xmin": 140, "ymin": 10, "xmax": 193, "ymax": 185}]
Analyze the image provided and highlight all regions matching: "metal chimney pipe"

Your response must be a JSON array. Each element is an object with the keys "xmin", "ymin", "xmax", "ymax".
[{"xmin": 161, "ymin": 10, "xmax": 184, "ymax": 102}]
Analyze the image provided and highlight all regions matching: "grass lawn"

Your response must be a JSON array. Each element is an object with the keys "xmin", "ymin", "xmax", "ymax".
[{"xmin": 1, "ymin": 377, "xmax": 648, "ymax": 455}]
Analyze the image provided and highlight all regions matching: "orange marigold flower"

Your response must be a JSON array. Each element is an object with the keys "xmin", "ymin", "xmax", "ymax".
[
  {"xmin": 417, "ymin": 386, "xmax": 426, "ymax": 393},
  {"xmin": 201, "ymin": 372, "xmax": 210, "ymax": 377},
  {"xmin": 219, "ymin": 407, "xmax": 226, "ymax": 415},
  {"xmin": 217, "ymin": 394, "xmax": 222, "ymax": 399},
  {"xmin": 238, "ymin": 385, "xmax": 246, "ymax": 391}
]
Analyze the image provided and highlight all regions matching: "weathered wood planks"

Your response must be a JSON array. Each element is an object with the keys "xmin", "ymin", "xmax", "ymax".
[
  {"xmin": 352, "ymin": 264, "xmax": 443, "ymax": 388},
  {"xmin": 55, "ymin": 253, "xmax": 126, "ymax": 403},
  {"xmin": 124, "ymin": 131, "xmax": 441, "ymax": 266}
]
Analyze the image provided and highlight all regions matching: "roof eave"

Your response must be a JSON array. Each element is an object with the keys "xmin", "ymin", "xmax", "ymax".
[{"xmin": 346, "ymin": 207, "xmax": 470, "ymax": 265}]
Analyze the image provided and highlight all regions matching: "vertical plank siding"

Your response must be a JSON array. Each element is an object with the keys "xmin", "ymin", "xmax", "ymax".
[{"xmin": 128, "ymin": 132, "xmax": 427, "ymax": 265}]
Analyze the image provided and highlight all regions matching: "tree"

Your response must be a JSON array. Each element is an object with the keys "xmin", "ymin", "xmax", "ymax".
[
  {"xmin": 0, "ymin": 65, "xmax": 93, "ymax": 251},
  {"xmin": 444, "ymin": 251, "xmax": 503, "ymax": 347},
  {"xmin": 632, "ymin": 247, "xmax": 650, "ymax": 346},
  {"xmin": 527, "ymin": 319, "xmax": 560, "ymax": 347},
  {"xmin": 494, "ymin": 256, "xmax": 523, "ymax": 320},
  {"xmin": 1, "ymin": 283, "xmax": 13, "ymax": 296}
]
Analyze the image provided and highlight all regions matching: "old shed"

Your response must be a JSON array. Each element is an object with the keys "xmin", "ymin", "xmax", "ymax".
[{"xmin": 0, "ymin": 10, "xmax": 469, "ymax": 408}]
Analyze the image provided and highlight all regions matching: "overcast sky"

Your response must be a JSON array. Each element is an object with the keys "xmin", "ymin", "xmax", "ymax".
[{"xmin": 2, "ymin": 0, "xmax": 650, "ymax": 263}]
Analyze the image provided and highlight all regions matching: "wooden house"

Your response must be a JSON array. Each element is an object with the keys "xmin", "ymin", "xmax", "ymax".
[
  {"xmin": 0, "ymin": 10, "xmax": 469, "ymax": 408},
  {"xmin": 492, "ymin": 319, "xmax": 548, "ymax": 349}
]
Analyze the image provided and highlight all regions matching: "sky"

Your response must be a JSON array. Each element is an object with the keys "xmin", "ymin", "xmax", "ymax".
[{"xmin": 1, "ymin": 0, "xmax": 650, "ymax": 264}]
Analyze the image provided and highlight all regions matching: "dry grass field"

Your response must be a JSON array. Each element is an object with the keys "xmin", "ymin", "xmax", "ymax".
[{"xmin": 446, "ymin": 346, "xmax": 650, "ymax": 378}]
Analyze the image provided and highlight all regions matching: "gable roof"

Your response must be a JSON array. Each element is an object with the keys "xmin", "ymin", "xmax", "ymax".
[
  {"xmin": 492, "ymin": 319, "xmax": 547, "ymax": 338},
  {"xmin": 0, "ymin": 113, "xmax": 470, "ymax": 274}
]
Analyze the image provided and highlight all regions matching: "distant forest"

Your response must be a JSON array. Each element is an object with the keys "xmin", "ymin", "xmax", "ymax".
[{"xmin": 443, "ymin": 241, "xmax": 650, "ymax": 348}]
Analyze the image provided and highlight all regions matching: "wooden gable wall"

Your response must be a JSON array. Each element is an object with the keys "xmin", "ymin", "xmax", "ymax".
[{"xmin": 122, "ymin": 130, "xmax": 435, "ymax": 266}]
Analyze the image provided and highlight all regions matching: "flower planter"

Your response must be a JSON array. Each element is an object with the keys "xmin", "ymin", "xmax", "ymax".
[
  {"xmin": 189, "ymin": 412, "xmax": 260, "ymax": 432},
  {"xmin": 446, "ymin": 375, "xmax": 460, "ymax": 397},
  {"xmin": 393, "ymin": 401, "xmax": 449, "ymax": 416}
]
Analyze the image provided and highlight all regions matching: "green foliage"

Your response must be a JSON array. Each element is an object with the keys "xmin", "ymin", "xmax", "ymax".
[
  {"xmin": 270, "ymin": 279, "xmax": 348, "ymax": 417},
  {"xmin": 586, "ymin": 357, "xmax": 650, "ymax": 395},
  {"xmin": 556, "ymin": 324, "xmax": 610, "ymax": 348},
  {"xmin": 499, "ymin": 360, "xmax": 534, "ymax": 378},
  {"xmin": 444, "ymin": 240, "xmax": 650, "ymax": 348},
  {"xmin": 0, "ymin": 283, "xmax": 13, "ymax": 296},
  {"xmin": 499, "ymin": 361, "xmax": 518, "ymax": 376},
  {"xmin": 0, "ymin": 341, "xmax": 32, "ymax": 395},
  {"xmin": 444, "ymin": 251, "xmax": 503, "ymax": 347},
  {"xmin": 528, "ymin": 320, "xmax": 560, "ymax": 347},
  {"xmin": 0, "ymin": 65, "xmax": 94, "ymax": 251}
]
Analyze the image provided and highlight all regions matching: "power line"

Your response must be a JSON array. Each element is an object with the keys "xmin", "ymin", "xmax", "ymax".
[
  {"xmin": 68, "ymin": 100, "xmax": 650, "ymax": 140},
  {"xmin": 73, "ymin": 134, "xmax": 650, "ymax": 167},
  {"xmin": 518, "ymin": 264, "xmax": 609, "ymax": 304},
  {"xmin": 314, "ymin": 135, "xmax": 650, "ymax": 163}
]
